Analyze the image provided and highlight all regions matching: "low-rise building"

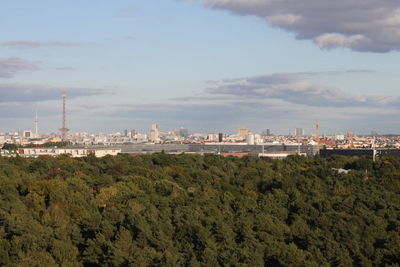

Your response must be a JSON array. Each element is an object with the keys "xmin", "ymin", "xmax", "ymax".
[{"xmin": 18, "ymin": 147, "xmax": 121, "ymax": 158}]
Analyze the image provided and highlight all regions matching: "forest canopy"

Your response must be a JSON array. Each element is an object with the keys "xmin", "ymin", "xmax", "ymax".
[{"xmin": 0, "ymin": 154, "xmax": 399, "ymax": 266}]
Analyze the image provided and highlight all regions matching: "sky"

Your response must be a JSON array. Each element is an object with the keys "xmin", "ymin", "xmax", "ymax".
[{"xmin": 0, "ymin": 0, "xmax": 399, "ymax": 135}]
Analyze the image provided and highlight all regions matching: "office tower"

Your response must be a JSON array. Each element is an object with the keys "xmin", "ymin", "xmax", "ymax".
[
  {"xmin": 295, "ymin": 128, "xmax": 304, "ymax": 137},
  {"xmin": 262, "ymin": 129, "xmax": 272, "ymax": 136},
  {"xmin": 218, "ymin": 133, "xmax": 223, "ymax": 143},
  {"xmin": 150, "ymin": 124, "xmax": 160, "ymax": 143},
  {"xmin": 238, "ymin": 126, "xmax": 250, "ymax": 139}
]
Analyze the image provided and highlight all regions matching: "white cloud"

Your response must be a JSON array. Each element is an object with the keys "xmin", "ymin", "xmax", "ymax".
[
  {"xmin": 266, "ymin": 14, "xmax": 302, "ymax": 27},
  {"xmin": 188, "ymin": 0, "xmax": 400, "ymax": 52},
  {"xmin": 314, "ymin": 33, "xmax": 368, "ymax": 50}
]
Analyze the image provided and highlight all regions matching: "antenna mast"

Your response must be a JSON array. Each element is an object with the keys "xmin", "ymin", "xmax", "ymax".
[{"xmin": 59, "ymin": 93, "xmax": 69, "ymax": 140}]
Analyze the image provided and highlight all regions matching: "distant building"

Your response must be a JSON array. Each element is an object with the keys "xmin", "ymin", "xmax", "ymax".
[
  {"xmin": 258, "ymin": 152, "xmax": 307, "ymax": 159},
  {"xmin": 336, "ymin": 134, "xmax": 345, "ymax": 141},
  {"xmin": 295, "ymin": 128, "xmax": 304, "ymax": 137},
  {"xmin": 0, "ymin": 135, "xmax": 5, "ymax": 145},
  {"xmin": 130, "ymin": 129, "xmax": 136, "ymax": 139},
  {"xmin": 254, "ymin": 134, "xmax": 263, "ymax": 144},
  {"xmin": 18, "ymin": 147, "xmax": 121, "ymax": 158},
  {"xmin": 23, "ymin": 131, "xmax": 32, "ymax": 138},
  {"xmin": 262, "ymin": 129, "xmax": 273, "ymax": 136},
  {"xmin": 207, "ymin": 133, "xmax": 218, "ymax": 142},
  {"xmin": 178, "ymin": 128, "xmax": 189, "ymax": 138},
  {"xmin": 238, "ymin": 126, "xmax": 250, "ymax": 139},
  {"xmin": 150, "ymin": 124, "xmax": 160, "ymax": 143},
  {"xmin": 218, "ymin": 133, "xmax": 223, "ymax": 143},
  {"xmin": 246, "ymin": 134, "xmax": 255, "ymax": 145}
]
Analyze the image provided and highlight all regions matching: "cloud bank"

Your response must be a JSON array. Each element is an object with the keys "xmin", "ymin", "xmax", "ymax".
[
  {"xmin": 0, "ymin": 57, "xmax": 40, "ymax": 78},
  {"xmin": 206, "ymin": 72, "xmax": 400, "ymax": 107},
  {"xmin": 190, "ymin": 0, "xmax": 400, "ymax": 52}
]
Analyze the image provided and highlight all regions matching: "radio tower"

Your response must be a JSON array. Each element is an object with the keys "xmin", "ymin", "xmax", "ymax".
[
  {"xmin": 59, "ymin": 93, "xmax": 69, "ymax": 140},
  {"xmin": 315, "ymin": 121, "xmax": 320, "ymax": 154},
  {"xmin": 35, "ymin": 109, "xmax": 39, "ymax": 137}
]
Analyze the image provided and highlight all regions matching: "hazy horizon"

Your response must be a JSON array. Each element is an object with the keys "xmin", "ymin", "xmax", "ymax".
[{"xmin": 1, "ymin": 0, "xmax": 399, "ymax": 134}]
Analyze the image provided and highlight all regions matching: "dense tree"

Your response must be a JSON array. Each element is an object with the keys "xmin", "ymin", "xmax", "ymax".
[
  {"xmin": 1, "ymin": 143, "xmax": 18, "ymax": 151},
  {"xmin": 0, "ymin": 153, "xmax": 399, "ymax": 266}
]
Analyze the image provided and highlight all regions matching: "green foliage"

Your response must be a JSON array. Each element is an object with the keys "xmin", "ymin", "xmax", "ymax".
[
  {"xmin": 0, "ymin": 154, "xmax": 399, "ymax": 266},
  {"xmin": 1, "ymin": 143, "xmax": 18, "ymax": 151},
  {"xmin": 22, "ymin": 141, "xmax": 72, "ymax": 148}
]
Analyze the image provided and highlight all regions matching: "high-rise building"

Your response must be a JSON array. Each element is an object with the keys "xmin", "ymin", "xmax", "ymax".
[
  {"xmin": 150, "ymin": 124, "xmax": 160, "ymax": 143},
  {"xmin": 295, "ymin": 128, "xmax": 304, "ymax": 137},
  {"xmin": 178, "ymin": 128, "xmax": 189, "ymax": 138},
  {"xmin": 238, "ymin": 126, "xmax": 250, "ymax": 139},
  {"xmin": 262, "ymin": 129, "xmax": 272, "ymax": 136},
  {"xmin": 218, "ymin": 133, "xmax": 223, "ymax": 143}
]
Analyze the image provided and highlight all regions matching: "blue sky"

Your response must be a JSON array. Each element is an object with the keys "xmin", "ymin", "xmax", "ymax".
[{"xmin": 0, "ymin": 0, "xmax": 399, "ymax": 135}]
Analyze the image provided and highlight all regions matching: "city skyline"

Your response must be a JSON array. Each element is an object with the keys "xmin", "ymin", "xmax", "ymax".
[{"xmin": 1, "ymin": 0, "xmax": 399, "ymax": 134}]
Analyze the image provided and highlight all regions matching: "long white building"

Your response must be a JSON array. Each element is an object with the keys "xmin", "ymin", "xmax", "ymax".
[{"xmin": 18, "ymin": 147, "xmax": 121, "ymax": 158}]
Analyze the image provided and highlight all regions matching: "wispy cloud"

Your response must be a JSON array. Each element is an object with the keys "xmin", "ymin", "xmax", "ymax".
[
  {"xmin": 0, "ymin": 41, "xmax": 80, "ymax": 49},
  {"xmin": 0, "ymin": 83, "xmax": 109, "ymax": 103},
  {"xmin": 122, "ymin": 35, "xmax": 136, "ymax": 41},
  {"xmin": 0, "ymin": 57, "xmax": 40, "ymax": 78},
  {"xmin": 52, "ymin": 66, "xmax": 75, "ymax": 71},
  {"xmin": 187, "ymin": 0, "xmax": 400, "ymax": 53}
]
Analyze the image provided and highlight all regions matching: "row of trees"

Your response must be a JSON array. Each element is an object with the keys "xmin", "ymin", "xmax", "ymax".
[
  {"xmin": 0, "ymin": 153, "xmax": 399, "ymax": 266},
  {"xmin": 2, "ymin": 141, "xmax": 71, "ymax": 151}
]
